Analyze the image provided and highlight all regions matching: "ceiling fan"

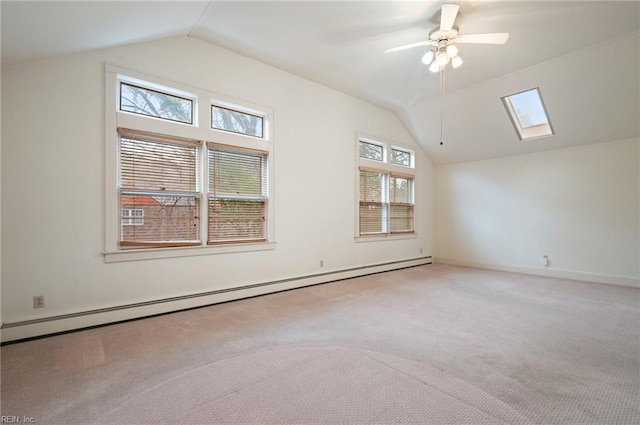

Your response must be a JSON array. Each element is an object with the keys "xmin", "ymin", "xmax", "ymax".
[{"xmin": 385, "ymin": 3, "xmax": 509, "ymax": 72}]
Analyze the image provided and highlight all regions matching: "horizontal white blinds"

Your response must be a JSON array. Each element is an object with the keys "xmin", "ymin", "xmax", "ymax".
[
  {"xmin": 360, "ymin": 202, "xmax": 386, "ymax": 234},
  {"xmin": 209, "ymin": 148, "xmax": 266, "ymax": 196},
  {"xmin": 390, "ymin": 204, "xmax": 413, "ymax": 233},
  {"xmin": 208, "ymin": 147, "xmax": 267, "ymax": 243},
  {"xmin": 360, "ymin": 170, "xmax": 384, "ymax": 202},
  {"xmin": 359, "ymin": 170, "xmax": 385, "ymax": 234},
  {"xmin": 120, "ymin": 194, "xmax": 201, "ymax": 246},
  {"xmin": 120, "ymin": 135, "xmax": 197, "ymax": 193},
  {"xmin": 389, "ymin": 176, "xmax": 410, "ymax": 203},
  {"xmin": 119, "ymin": 131, "xmax": 200, "ymax": 247},
  {"xmin": 359, "ymin": 169, "xmax": 414, "ymax": 236}
]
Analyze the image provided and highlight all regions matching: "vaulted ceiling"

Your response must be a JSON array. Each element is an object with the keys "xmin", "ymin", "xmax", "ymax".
[{"xmin": 2, "ymin": 1, "xmax": 638, "ymax": 164}]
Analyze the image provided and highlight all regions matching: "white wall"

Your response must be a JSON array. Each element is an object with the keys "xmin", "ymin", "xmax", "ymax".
[
  {"xmin": 435, "ymin": 138, "xmax": 639, "ymax": 287},
  {"xmin": 1, "ymin": 36, "xmax": 434, "ymax": 339}
]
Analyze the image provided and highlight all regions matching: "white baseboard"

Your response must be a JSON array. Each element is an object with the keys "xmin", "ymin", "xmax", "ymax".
[
  {"xmin": 433, "ymin": 257, "xmax": 640, "ymax": 289},
  {"xmin": 1, "ymin": 257, "xmax": 431, "ymax": 343}
]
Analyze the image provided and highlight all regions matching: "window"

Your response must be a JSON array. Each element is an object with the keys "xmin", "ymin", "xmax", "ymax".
[
  {"xmin": 106, "ymin": 65, "xmax": 274, "ymax": 260},
  {"xmin": 502, "ymin": 87, "xmax": 554, "ymax": 141},
  {"xmin": 357, "ymin": 137, "xmax": 415, "ymax": 238},
  {"xmin": 208, "ymin": 146, "xmax": 267, "ymax": 243},
  {"xmin": 358, "ymin": 141, "xmax": 383, "ymax": 161},
  {"xmin": 211, "ymin": 105, "xmax": 264, "ymax": 138},
  {"xmin": 119, "ymin": 131, "xmax": 200, "ymax": 247},
  {"xmin": 359, "ymin": 170, "xmax": 386, "ymax": 234},
  {"xmin": 389, "ymin": 176, "xmax": 413, "ymax": 233},
  {"xmin": 390, "ymin": 148, "xmax": 411, "ymax": 166},
  {"xmin": 121, "ymin": 209, "xmax": 144, "ymax": 226},
  {"xmin": 120, "ymin": 82, "xmax": 193, "ymax": 124}
]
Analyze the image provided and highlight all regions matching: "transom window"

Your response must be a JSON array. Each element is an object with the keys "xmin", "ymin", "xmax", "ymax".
[
  {"xmin": 359, "ymin": 140, "xmax": 383, "ymax": 161},
  {"xmin": 390, "ymin": 148, "xmax": 411, "ymax": 166},
  {"xmin": 211, "ymin": 105, "xmax": 264, "ymax": 138},
  {"xmin": 120, "ymin": 82, "xmax": 193, "ymax": 124}
]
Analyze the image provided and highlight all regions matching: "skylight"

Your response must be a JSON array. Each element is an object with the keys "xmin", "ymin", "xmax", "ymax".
[{"xmin": 502, "ymin": 88, "xmax": 554, "ymax": 141}]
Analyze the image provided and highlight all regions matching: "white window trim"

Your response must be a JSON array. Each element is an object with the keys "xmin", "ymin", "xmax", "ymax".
[
  {"xmin": 104, "ymin": 64, "xmax": 275, "ymax": 262},
  {"xmin": 355, "ymin": 133, "xmax": 417, "ymax": 242}
]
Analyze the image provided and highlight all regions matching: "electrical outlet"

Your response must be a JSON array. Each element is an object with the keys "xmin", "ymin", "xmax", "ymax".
[
  {"xmin": 320, "ymin": 260, "xmax": 324, "ymax": 267},
  {"xmin": 542, "ymin": 255, "xmax": 549, "ymax": 267},
  {"xmin": 33, "ymin": 295, "xmax": 45, "ymax": 309},
  {"xmin": 420, "ymin": 248, "xmax": 423, "ymax": 254}
]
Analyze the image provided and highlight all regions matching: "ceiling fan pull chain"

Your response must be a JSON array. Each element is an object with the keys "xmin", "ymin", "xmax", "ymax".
[{"xmin": 440, "ymin": 67, "xmax": 445, "ymax": 146}]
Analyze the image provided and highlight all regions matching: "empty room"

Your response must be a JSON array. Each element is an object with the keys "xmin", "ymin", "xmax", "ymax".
[{"xmin": 1, "ymin": 1, "xmax": 638, "ymax": 424}]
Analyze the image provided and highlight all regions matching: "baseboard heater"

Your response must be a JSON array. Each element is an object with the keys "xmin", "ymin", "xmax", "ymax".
[{"xmin": 1, "ymin": 256, "xmax": 432, "ymax": 344}]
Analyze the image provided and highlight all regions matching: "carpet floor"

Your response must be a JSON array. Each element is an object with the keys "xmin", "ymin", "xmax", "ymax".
[{"xmin": 1, "ymin": 264, "xmax": 639, "ymax": 424}]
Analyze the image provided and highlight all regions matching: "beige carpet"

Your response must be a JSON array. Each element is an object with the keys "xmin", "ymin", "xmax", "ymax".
[{"xmin": 1, "ymin": 264, "xmax": 639, "ymax": 424}]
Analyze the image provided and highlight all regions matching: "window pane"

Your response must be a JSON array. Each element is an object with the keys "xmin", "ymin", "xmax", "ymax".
[
  {"xmin": 208, "ymin": 147, "xmax": 268, "ymax": 244},
  {"xmin": 390, "ymin": 205, "xmax": 413, "ymax": 233},
  {"xmin": 120, "ymin": 82, "xmax": 193, "ymax": 124},
  {"xmin": 209, "ymin": 198, "xmax": 266, "ymax": 243},
  {"xmin": 359, "ymin": 170, "xmax": 384, "ymax": 202},
  {"xmin": 209, "ymin": 148, "xmax": 266, "ymax": 195},
  {"xmin": 389, "ymin": 176, "xmax": 411, "ymax": 203},
  {"xmin": 390, "ymin": 149, "xmax": 411, "ymax": 166},
  {"xmin": 508, "ymin": 88, "xmax": 549, "ymax": 128},
  {"xmin": 502, "ymin": 88, "xmax": 554, "ymax": 141},
  {"xmin": 359, "ymin": 141, "xmax": 383, "ymax": 161},
  {"xmin": 359, "ymin": 202, "xmax": 387, "ymax": 234},
  {"xmin": 120, "ymin": 136, "xmax": 197, "ymax": 193},
  {"xmin": 122, "ymin": 208, "xmax": 144, "ymax": 225},
  {"xmin": 120, "ymin": 194, "xmax": 200, "ymax": 244},
  {"xmin": 212, "ymin": 105, "xmax": 263, "ymax": 138}
]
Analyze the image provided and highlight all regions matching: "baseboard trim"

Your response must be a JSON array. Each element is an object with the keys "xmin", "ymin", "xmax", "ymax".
[
  {"xmin": 1, "ymin": 256, "xmax": 432, "ymax": 343},
  {"xmin": 433, "ymin": 257, "xmax": 639, "ymax": 289}
]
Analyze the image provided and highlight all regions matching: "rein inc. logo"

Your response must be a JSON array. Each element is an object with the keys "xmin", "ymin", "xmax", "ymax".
[{"xmin": 0, "ymin": 417, "xmax": 34, "ymax": 423}]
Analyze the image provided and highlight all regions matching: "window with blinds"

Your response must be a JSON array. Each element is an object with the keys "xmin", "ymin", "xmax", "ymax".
[
  {"xmin": 358, "ymin": 140, "xmax": 414, "ymax": 236},
  {"xmin": 359, "ymin": 170, "xmax": 386, "ymax": 234},
  {"xmin": 109, "ymin": 71, "xmax": 273, "ymax": 257},
  {"xmin": 208, "ymin": 146, "xmax": 267, "ymax": 244},
  {"xmin": 389, "ymin": 175, "xmax": 414, "ymax": 233},
  {"xmin": 119, "ymin": 130, "xmax": 200, "ymax": 247}
]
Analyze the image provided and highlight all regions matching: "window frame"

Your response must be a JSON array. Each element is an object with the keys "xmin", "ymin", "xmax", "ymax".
[
  {"xmin": 355, "ymin": 135, "xmax": 416, "ymax": 242},
  {"xmin": 501, "ymin": 87, "xmax": 555, "ymax": 141},
  {"xmin": 119, "ymin": 81, "xmax": 195, "ymax": 125},
  {"xmin": 207, "ymin": 144, "xmax": 269, "ymax": 245},
  {"xmin": 104, "ymin": 64, "xmax": 275, "ymax": 263},
  {"xmin": 211, "ymin": 104, "xmax": 265, "ymax": 138}
]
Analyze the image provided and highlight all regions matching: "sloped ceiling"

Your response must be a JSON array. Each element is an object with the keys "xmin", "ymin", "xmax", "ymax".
[{"xmin": 2, "ymin": 1, "xmax": 639, "ymax": 164}]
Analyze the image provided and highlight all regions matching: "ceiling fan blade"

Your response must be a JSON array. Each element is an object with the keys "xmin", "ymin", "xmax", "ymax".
[
  {"xmin": 384, "ymin": 40, "xmax": 436, "ymax": 53},
  {"xmin": 456, "ymin": 33, "xmax": 510, "ymax": 44},
  {"xmin": 440, "ymin": 4, "xmax": 460, "ymax": 32}
]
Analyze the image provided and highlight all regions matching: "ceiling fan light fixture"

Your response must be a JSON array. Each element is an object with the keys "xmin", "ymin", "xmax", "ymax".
[
  {"xmin": 421, "ymin": 50, "xmax": 434, "ymax": 65},
  {"xmin": 436, "ymin": 51, "xmax": 450, "ymax": 66},
  {"xmin": 451, "ymin": 55, "xmax": 463, "ymax": 68},
  {"xmin": 429, "ymin": 61, "xmax": 440, "ymax": 73},
  {"xmin": 445, "ymin": 44, "xmax": 458, "ymax": 57}
]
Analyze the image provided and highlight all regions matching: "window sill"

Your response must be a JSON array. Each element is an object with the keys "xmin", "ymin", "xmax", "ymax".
[
  {"xmin": 355, "ymin": 233, "xmax": 417, "ymax": 243},
  {"xmin": 103, "ymin": 241, "xmax": 276, "ymax": 263}
]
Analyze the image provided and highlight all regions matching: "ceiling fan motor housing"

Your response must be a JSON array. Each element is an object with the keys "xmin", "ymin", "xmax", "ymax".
[{"xmin": 429, "ymin": 25, "xmax": 460, "ymax": 43}]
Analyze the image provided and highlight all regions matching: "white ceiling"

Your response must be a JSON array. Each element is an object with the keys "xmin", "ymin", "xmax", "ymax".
[{"xmin": 2, "ymin": 1, "xmax": 639, "ymax": 164}]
